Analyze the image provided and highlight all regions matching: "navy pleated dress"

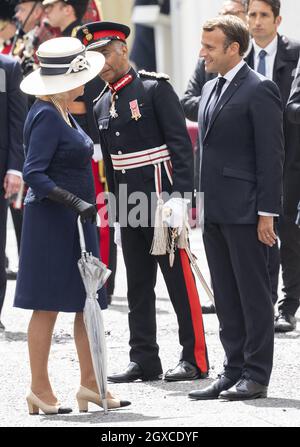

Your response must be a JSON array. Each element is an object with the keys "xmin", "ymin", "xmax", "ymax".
[{"xmin": 14, "ymin": 100, "xmax": 107, "ymax": 312}]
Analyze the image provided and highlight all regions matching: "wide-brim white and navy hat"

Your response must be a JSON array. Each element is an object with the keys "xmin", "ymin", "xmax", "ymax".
[{"xmin": 20, "ymin": 36, "xmax": 105, "ymax": 96}]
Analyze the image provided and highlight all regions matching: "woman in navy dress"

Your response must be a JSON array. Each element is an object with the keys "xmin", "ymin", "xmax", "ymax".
[{"xmin": 14, "ymin": 37, "xmax": 130, "ymax": 415}]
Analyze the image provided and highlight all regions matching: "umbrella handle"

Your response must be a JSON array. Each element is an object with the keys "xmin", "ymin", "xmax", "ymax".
[{"xmin": 77, "ymin": 217, "xmax": 87, "ymax": 253}]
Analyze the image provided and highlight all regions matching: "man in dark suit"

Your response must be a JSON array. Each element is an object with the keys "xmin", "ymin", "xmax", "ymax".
[
  {"xmin": 188, "ymin": 15, "xmax": 283, "ymax": 401},
  {"xmin": 181, "ymin": 0, "xmax": 248, "ymax": 314},
  {"xmin": 0, "ymin": 54, "xmax": 27, "ymax": 330},
  {"xmin": 246, "ymin": 0, "xmax": 300, "ymax": 332}
]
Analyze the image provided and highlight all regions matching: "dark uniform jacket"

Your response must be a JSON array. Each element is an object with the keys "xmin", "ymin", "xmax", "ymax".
[
  {"xmin": 246, "ymin": 35, "xmax": 300, "ymax": 218},
  {"xmin": 94, "ymin": 67, "xmax": 194, "ymax": 220}
]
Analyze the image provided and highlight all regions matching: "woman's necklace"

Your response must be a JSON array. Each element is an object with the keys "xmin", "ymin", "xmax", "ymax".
[{"xmin": 49, "ymin": 95, "xmax": 72, "ymax": 127}]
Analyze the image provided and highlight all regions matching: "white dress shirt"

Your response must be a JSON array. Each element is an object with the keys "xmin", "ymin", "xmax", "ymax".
[{"xmin": 253, "ymin": 35, "xmax": 278, "ymax": 80}]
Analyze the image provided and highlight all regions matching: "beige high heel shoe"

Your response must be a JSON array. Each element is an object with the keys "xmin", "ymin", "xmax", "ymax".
[
  {"xmin": 26, "ymin": 390, "xmax": 72, "ymax": 415},
  {"xmin": 76, "ymin": 386, "xmax": 131, "ymax": 412}
]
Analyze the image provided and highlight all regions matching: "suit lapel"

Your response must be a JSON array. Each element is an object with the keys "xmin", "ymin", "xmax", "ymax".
[{"xmin": 204, "ymin": 64, "xmax": 250, "ymax": 141}]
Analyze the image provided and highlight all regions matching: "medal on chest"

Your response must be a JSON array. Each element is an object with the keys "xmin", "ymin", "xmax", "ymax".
[
  {"xmin": 109, "ymin": 74, "xmax": 133, "ymax": 119},
  {"xmin": 129, "ymin": 99, "xmax": 142, "ymax": 121},
  {"xmin": 110, "ymin": 93, "xmax": 119, "ymax": 119}
]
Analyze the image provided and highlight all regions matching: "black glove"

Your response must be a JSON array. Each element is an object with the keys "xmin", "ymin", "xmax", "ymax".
[
  {"xmin": 48, "ymin": 186, "xmax": 97, "ymax": 223},
  {"xmin": 296, "ymin": 201, "xmax": 300, "ymax": 227}
]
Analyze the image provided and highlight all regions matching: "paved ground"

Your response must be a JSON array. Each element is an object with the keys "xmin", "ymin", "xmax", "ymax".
[{"xmin": 1, "ymin": 214, "xmax": 300, "ymax": 427}]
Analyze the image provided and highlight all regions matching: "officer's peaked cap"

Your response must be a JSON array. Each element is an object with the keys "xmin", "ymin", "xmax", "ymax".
[
  {"xmin": 76, "ymin": 21, "xmax": 130, "ymax": 50},
  {"xmin": 16, "ymin": 0, "xmax": 43, "ymax": 4}
]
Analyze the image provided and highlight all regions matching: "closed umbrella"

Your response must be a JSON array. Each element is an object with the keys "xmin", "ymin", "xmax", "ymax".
[{"xmin": 77, "ymin": 217, "xmax": 111, "ymax": 414}]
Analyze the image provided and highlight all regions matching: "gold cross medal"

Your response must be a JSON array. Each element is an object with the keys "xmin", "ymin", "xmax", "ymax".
[
  {"xmin": 129, "ymin": 99, "xmax": 142, "ymax": 121},
  {"xmin": 110, "ymin": 93, "xmax": 118, "ymax": 118}
]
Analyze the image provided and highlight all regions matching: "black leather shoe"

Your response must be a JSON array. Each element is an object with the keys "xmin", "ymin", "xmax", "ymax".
[
  {"xmin": 219, "ymin": 378, "xmax": 268, "ymax": 400},
  {"xmin": 6, "ymin": 268, "xmax": 17, "ymax": 280},
  {"xmin": 201, "ymin": 304, "xmax": 216, "ymax": 314},
  {"xmin": 164, "ymin": 361, "xmax": 207, "ymax": 382},
  {"xmin": 188, "ymin": 375, "xmax": 236, "ymax": 400},
  {"xmin": 108, "ymin": 362, "xmax": 162, "ymax": 383},
  {"xmin": 275, "ymin": 312, "xmax": 296, "ymax": 333}
]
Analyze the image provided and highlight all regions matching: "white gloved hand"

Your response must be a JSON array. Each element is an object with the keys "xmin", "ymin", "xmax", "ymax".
[
  {"xmin": 92, "ymin": 143, "xmax": 103, "ymax": 162},
  {"xmin": 162, "ymin": 198, "xmax": 189, "ymax": 233},
  {"xmin": 113, "ymin": 222, "xmax": 122, "ymax": 247}
]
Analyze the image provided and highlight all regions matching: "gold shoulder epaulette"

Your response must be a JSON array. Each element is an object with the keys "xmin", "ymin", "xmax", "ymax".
[
  {"xmin": 138, "ymin": 69, "xmax": 170, "ymax": 81},
  {"xmin": 93, "ymin": 83, "xmax": 110, "ymax": 103},
  {"xmin": 71, "ymin": 26, "xmax": 81, "ymax": 37}
]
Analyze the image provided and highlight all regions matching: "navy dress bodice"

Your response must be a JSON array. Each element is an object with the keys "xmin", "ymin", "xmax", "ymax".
[{"xmin": 23, "ymin": 100, "xmax": 95, "ymax": 203}]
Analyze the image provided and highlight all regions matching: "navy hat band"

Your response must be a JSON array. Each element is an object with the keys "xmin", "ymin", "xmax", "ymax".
[{"xmin": 38, "ymin": 49, "xmax": 90, "ymax": 76}]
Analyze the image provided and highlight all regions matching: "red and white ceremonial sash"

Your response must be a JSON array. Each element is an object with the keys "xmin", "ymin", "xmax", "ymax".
[{"xmin": 110, "ymin": 144, "xmax": 173, "ymax": 197}]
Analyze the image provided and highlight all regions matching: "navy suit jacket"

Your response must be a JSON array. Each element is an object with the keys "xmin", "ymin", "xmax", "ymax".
[
  {"xmin": 246, "ymin": 35, "xmax": 300, "ymax": 217},
  {"xmin": 199, "ymin": 63, "xmax": 284, "ymax": 224},
  {"xmin": 0, "ymin": 54, "xmax": 27, "ymax": 185}
]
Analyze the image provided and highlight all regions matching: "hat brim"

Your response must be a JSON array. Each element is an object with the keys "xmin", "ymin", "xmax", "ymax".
[
  {"xmin": 20, "ymin": 51, "xmax": 105, "ymax": 96},
  {"xmin": 42, "ymin": 0, "xmax": 58, "ymax": 5}
]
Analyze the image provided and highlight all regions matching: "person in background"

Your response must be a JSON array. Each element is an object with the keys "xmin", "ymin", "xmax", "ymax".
[
  {"xmin": 130, "ymin": 0, "xmax": 170, "ymax": 72},
  {"xmin": 246, "ymin": 0, "xmax": 300, "ymax": 333},
  {"xmin": 0, "ymin": 53, "xmax": 27, "ymax": 331}
]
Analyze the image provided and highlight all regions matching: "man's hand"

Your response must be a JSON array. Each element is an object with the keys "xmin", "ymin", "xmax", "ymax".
[
  {"xmin": 257, "ymin": 215, "xmax": 277, "ymax": 247},
  {"xmin": 3, "ymin": 174, "xmax": 22, "ymax": 199}
]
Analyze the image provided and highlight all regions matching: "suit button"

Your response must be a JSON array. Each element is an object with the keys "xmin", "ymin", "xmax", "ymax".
[
  {"xmin": 118, "ymin": 150, "xmax": 122, "ymax": 155},
  {"xmin": 122, "ymin": 169, "xmax": 126, "ymax": 174},
  {"xmin": 116, "ymin": 95, "xmax": 119, "ymax": 100},
  {"xmin": 116, "ymin": 131, "xmax": 120, "ymax": 136}
]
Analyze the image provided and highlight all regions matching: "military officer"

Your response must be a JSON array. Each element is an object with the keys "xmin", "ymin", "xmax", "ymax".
[{"xmin": 77, "ymin": 21, "xmax": 209, "ymax": 382}]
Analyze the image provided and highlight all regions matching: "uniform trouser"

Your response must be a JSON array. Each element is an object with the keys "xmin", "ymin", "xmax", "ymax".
[
  {"xmin": 0, "ymin": 193, "xmax": 8, "ymax": 316},
  {"xmin": 121, "ymin": 225, "xmax": 209, "ymax": 377},
  {"xmin": 203, "ymin": 222, "xmax": 274, "ymax": 386},
  {"xmin": 278, "ymin": 217, "xmax": 300, "ymax": 316},
  {"xmin": 106, "ymin": 226, "xmax": 117, "ymax": 297}
]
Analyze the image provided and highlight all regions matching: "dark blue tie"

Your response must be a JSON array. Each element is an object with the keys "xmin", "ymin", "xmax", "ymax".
[
  {"xmin": 257, "ymin": 49, "xmax": 267, "ymax": 75},
  {"xmin": 205, "ymin": 77, "xmax": 226, "ymax": 128}
]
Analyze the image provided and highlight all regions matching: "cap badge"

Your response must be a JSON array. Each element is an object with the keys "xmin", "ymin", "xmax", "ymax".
[{"xmin": 83, "ymin": 28, "xmax": 93, "ymax": 42}]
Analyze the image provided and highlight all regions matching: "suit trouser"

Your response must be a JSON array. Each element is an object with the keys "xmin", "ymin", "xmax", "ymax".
[
  {"xmin": 0, "ymin": 193, "xmax": 8, "ymax": 316},
  {"xmin": 203, "ymin": 222, "xmax": 274, "ymax": 386},
  {"xmin": 278, "ymin": 217, "xmax": 300, "ymax": 315},
  {"xmin": 268, "ymin": 243, "xmax": 280, "ymax": 305},
  {"xmin": 121, "ymin": 225, "xmax": 209, "ymax": 377}
]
